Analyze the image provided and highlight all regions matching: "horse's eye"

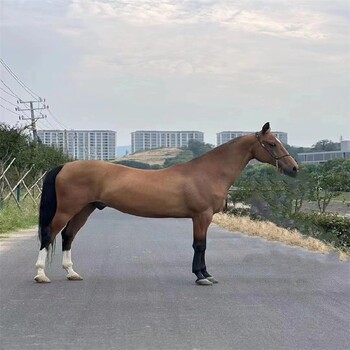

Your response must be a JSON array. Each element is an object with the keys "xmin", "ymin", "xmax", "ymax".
[{"xmin": 269, "ymin": 143, "xmax": 277, "ymax": 147}]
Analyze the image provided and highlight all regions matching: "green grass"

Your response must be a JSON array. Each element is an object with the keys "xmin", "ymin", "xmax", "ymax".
[
  {"xmin": 333, "ymin": 192, "xmax": 350, "ymax": 202},
  {"xmin": 0, "ymin": 200, "xmax": 38, "ymax": 235}
]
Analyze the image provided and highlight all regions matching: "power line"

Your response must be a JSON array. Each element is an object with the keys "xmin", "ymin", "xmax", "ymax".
[
  {"xmin": 0, "ymin": 79, "xmax": 31, "ymax": 110},
  {"xmin": 0, "ymin": 80, "xmax": 33, "ymax": 119},
  {"xmin": 0, "ymin": 86, "xmax": 17, "ymax": 98},
  {"xmin": 0, "ymin": 58, "xmax": 41, "ymax": 100},
  {"xmin": 0, "ymin": 98, "xmax": 31, "ymax": 119},
  {"xmin": 0, "ymin": 103, "xmax": 21, "ymax": 116},
  {"xmin": 47, "ymin": 109, "xmax": 70, "ymax": 129},
  {"xmin": 0, "ymin": 95, "xmax": 17, "ymax": 107},
  {"xmin": 1, "ymin": 61, "xmax": 70, "ymax": 132},
  {"xmin": 37, "ymin": 117, "xmax": 57, "ymax": 130},
  {"xmin": 1, "ymin": 80, "xmax": 22, "ymax": 100}
]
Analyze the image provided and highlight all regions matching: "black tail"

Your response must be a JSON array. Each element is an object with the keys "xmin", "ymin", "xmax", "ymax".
[{"xmin": 38, "ymin": 165, "xmax": 64, "ymax": 250}]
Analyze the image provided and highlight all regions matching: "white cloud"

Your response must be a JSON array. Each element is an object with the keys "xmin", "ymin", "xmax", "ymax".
[
  {"xmin": 1, "ymin": 0, "xmax": 349, "ymax": 145},
  {"xmin": 57, "ymin": 0, "xmax": 348, "ymax": 83},
  {"xmin": 65, "ymin": 0, "xmax": 339, "ymax": 40}
]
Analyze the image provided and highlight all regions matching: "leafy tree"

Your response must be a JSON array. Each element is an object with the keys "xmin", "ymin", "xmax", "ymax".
[
  {"xmin": 163, "ymin": 140, "xmax": 214, "ymax": 167},
  {"xmin": 187, "ymin": 139, "xmax": 214, "ymax": 158},
  {"xmin": 311, "ymin": 139, "xmax": 340, "ymax": 152},
  {"xmin": 163, "ymin": 150, "xmax": 193, "ymax": 167},
  {"xmin": 0, "ymin": 123, "xmax": 70, "ymax": 173},
  {"xmin": 227, "ymin": 159, "xmax": 349, "ymax": 246},
  {"xmin": 230, "ymin": 163, "xmax": 318, "ymax": 227},
  {"xmin": 284, "ymin": 144, "xmax": 301, "ymax": 160},
  {"xmin": 308, "ymin": 159, "xmax": 350, "ymax": 212},
  {"xmin": 234, "ymin": 159, "xmax": 350, "ymax": 216},
  {"xmin": 233, "ymin": 165, "xmax": 289, "ymax": 221},
  {"xmin": 0, "ymin": 123, "xmax": 32, "ymax": 172},
  {"xmin": 0, "ymin": 123, "xmax": 71, "ymax": 203},
  {"xmin": 31, "ymin": 143, "xmax": 71, "ymax": 174}
]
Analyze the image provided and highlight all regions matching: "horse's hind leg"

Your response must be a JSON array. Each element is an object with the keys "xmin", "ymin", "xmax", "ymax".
[
  {"xmin": 34, "ymin": 211, "xmax": 71, "ymax": 283},
  {"xmin": 61, "ymin": 204, "xmax": 96, "ymax": 280},
  {"xmin": 34, "ymin": 248, "xmax": 51, "ymax": 283}
]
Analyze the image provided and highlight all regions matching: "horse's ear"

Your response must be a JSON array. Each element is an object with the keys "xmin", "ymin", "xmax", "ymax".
[{"xmin": 262, "ymin": 122, "xmax": 270, "ymax": 134}]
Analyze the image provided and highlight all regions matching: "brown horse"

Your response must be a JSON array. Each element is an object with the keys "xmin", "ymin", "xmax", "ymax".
[{"xmin": 34, "ymin": 122, "xmax": 298, "ymax": 285}]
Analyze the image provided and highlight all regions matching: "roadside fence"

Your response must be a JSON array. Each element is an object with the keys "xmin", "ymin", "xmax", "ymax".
[{"xmin": 0, "ymin": 158, "xmax": 46, "ymax": 209}]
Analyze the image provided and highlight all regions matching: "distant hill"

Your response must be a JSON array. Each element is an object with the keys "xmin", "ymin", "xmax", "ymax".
[{"xmin": 114, "ymin": 148, "xmax": 182, "ymax": 166}]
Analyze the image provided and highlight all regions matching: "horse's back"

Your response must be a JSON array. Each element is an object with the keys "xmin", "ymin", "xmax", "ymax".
[{"xmin": 55, "ymin": 160, "xmax": 195, "ymax": 218}]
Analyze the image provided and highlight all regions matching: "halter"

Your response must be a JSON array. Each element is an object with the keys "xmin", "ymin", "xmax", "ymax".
[{"xmin": 255, "ymin": 132, "xmax": 292, "ymax": 169}]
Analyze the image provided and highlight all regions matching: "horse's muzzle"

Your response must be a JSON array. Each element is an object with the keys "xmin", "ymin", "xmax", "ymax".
[{"xmin": 284, "ymin": 166, "xmax": 298, "ymax": 177}]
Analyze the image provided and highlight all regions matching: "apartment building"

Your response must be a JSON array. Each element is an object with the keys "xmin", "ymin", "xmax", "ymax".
[
  {"xmin": 131, "ymin": 130, "xmax": 204, "ymax": 153},
  {"xmin": 37, "ymin": 129, "xmax": 117, "ymax": 160},
  {"xmin": 217, "ymin": 131, "xmax": 288, "ymax": 146}
]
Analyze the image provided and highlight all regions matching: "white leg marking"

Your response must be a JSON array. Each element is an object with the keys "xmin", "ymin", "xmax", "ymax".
[
  {"xmin": 34, "ymin": 249, "xmax": 51, "ymax": 283},
  {"xmin": 62, "ymin": 250, "xmax": 83, "ymax": 280}
]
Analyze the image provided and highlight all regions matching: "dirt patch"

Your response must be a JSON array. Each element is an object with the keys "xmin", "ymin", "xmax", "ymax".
[{"xmin": 114, "ymin": 148, "xmax": 182, "ymax": 165}]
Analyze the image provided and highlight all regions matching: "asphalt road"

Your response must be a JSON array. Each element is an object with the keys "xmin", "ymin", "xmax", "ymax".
[{"xmin": 1, "ymin": 209, "xmax": 349, "ymax": 350}]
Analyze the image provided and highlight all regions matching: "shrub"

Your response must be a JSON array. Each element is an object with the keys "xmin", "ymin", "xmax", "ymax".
[{"xmin": 292, "ymin": 212, "xmax": 350, "ymax": 248}]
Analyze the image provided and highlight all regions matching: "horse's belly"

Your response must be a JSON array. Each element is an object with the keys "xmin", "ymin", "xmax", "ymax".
[
  {"xmin": 110, "ymin": 201, "xmax": 189, "ymax": 218},
  {"xmin": 102, "ymin": 187, "xmax": 189, "ymax": 218}
]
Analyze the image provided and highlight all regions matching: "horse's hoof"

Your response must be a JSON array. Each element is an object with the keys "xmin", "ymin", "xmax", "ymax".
[
  {"xmin": 195, "ymin": 278, "xmax": 213, "ymax": 286},
  {"xmin": 207, "ymin": 276, "xmax": 219, "ymax": 284},
  {"xmin": 34, "ymin": 275, "xmax": 51, "ymax": 283},
  {"xmin": 67, "ymin": 273, "xmax": 83, "ymax": 281}
]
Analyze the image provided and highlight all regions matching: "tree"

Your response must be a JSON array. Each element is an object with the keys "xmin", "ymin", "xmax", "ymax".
[
  {"xmin": 0, "ymin": 123, "xmax": 32, "ymax": 172},
  {"xmin": 233, "ymin": 165, "xmax": 290, "ymax": 221},
  {"xmin": 311, "ymin": 139, "xmax": 340, "ymax": 152},
  {"xmin": 284, "ymin": 144, "xmax": 301, "ymax": 160},
  {"xmin": 0, "ymin": 123, "xmax": 72, "ymax": 205},
  {"xmin": 163, "ymin": 150, "xmax": 193, "ymax": 167},
  {"xmin": 308, "ymin": 159, "xmax": 350, "ymax": 212},
  {"xmin": 0, "ymin": 123, "xmax": 71, "ymax": 172},
  {"xmin": 31, "ymin": 143, "xmax": 71, "ymax": 174},
  {"xmin": 230, "ymin": 163, "xmax": 317, "ymax": 227},
  {"xmin": 0, "ymin": 122, "xmax": 71, "ymax": 183},
  {"xmin": 187, "ymin": 139, "xmax": 214, "ymax": 158}
]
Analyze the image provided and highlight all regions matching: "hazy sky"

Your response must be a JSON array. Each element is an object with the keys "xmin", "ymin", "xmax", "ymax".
[{"xmin": 0, "ymin": 0, "xmax": 349, "ymax": 146}]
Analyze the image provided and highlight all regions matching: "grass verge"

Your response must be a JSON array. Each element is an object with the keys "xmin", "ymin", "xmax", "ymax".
[
  {"xmin": 333, "ymin": 192, "xmax": 350, "ymax": 202},
  {"xmin": 213, "ymin": 213, "xmax": 349, "ymax": 261},
  {"xmin": 0, "ymin": 201, "xmax": 38, "ymax": 235}
]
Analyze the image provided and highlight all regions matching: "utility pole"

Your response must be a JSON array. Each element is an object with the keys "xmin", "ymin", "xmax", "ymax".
[{"xmin": 16, "ymin": 99, "xmax": 47, "ymax": 143}]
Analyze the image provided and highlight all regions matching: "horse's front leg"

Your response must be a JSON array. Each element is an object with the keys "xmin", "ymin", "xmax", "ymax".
[
  {"xmin": 200, "ymin": 242, "xmax": 218, "ymax": 284},
  {"xmin": 192, "ymin": 212, "xmax": 218, "ymax": 286}
]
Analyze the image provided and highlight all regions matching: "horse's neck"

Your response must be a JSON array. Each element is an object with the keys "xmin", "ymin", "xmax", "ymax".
[{"xmin": 192, "ymin": 135, "xmax": 254, "ymax": 189}]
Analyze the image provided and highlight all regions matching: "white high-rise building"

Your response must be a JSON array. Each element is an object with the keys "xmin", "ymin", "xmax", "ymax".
[
  {"xmin": 131, "ymin": 130, "xmax": 204, "ymax": 153},
  {"xmin": 217, "ymin": 131, "xmax": 288, "ymax": 146},
  {"xmin": 37, "ymin": 130, "xmax": 117, "ymax": 160}
]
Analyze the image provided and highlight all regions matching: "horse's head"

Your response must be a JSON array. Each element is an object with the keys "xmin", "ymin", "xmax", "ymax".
[{"xmin": 252, "ymin": 122, "xmax": 298, "ymax": 177}]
